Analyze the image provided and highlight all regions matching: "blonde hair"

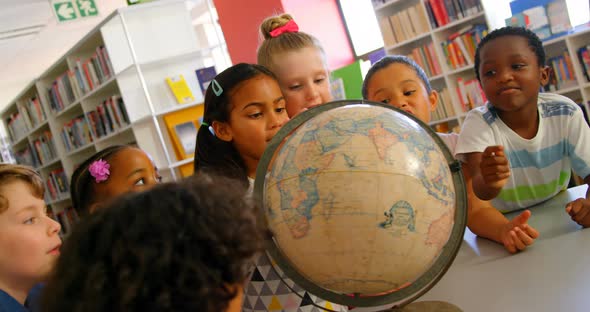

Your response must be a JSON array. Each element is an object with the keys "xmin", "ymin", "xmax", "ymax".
[
  {"xmin": 257, "ymin": 13, "xmax": 326, "ymax": 71},
  {"xmin": 0, "ymin": 164, "xmax": 44, "ymax": 213}
]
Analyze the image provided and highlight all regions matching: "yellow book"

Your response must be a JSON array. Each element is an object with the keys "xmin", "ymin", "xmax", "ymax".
[
  {"xmin": 165, "ymin": 75, "xmax": 195, "ymax": 104},
  {"xmin": 163, "ymin": 104, "xmax": 204, "ymax": 160}
]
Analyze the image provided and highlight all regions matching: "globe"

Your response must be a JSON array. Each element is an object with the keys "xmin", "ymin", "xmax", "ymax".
[{"xmin": 254, "ymin": 100, "xmax": 467, "ymax": 309}]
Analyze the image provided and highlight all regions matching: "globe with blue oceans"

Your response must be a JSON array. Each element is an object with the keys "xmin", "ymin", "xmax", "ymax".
[{"xmin": 255, "ymin": 101, "xmax": 467, "ymax": 309}]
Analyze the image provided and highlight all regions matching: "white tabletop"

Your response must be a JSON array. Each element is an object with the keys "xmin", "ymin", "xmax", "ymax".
[{"xmin": 416, "ymin": 185, "xmax": 590, "ymax": 312}]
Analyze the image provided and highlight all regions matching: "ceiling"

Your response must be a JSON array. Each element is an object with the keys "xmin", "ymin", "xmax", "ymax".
[{"xmin": 0, "ymin": 0, "xmax": 127, "ymax": 111}]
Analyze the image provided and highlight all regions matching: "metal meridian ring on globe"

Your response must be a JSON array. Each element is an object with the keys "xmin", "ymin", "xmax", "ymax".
[{"xmin": 253, "ymin": 100, "xmax": 468, "ymax": 309}]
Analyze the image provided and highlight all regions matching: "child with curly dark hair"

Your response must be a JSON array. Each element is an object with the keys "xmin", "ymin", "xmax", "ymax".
[{"xmin": 42, "ymin": 174, "xmax": 267, "ymax": 312}]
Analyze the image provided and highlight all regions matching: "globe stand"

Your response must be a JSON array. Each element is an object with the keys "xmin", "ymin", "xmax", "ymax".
[{"xmin": 387, "ymin": 301, "xmax": 463, "ymax": 312}]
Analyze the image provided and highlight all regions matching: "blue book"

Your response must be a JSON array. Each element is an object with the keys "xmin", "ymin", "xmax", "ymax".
[{"xmin": 195, "ymin": 66, "xmax": 217, "ymax": 96}]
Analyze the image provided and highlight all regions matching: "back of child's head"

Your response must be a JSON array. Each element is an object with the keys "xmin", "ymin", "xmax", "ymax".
[
  {"xmin": 474, "ymin": 26, "xmax": 545, "ymax": 82},
  {"xmin": 362, "ymin": 55, "xmax": 432, "ymax": 99},
  {"xmin": 257, "ymin": 13, "xmax": 326, "ymax": 71},
  {"xmin": 194, "ymin": 63, "xmax": 277, "ymax": 182},
  {"xmin": 0, "ymin": 164, "xmax": 44, "ymax": 213},
  {"xmin": 70, "ymin": 145, "xmax": 130, "ymax": 215},
  {"xmin": 43, "ymin": 174, "xmax": 267, "ymax": 312}
]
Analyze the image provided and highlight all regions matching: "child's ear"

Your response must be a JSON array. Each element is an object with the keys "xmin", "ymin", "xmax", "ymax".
[
  {"xmin": 212, "ymin": 121, "xmax": 233, "ymax": 142},
  {"xmin": 428, "ymin": 90, "xmax": 439, "ymax": 112},
  {"xmin": 539, "ymin": 65, "xmax": 550, "ymax": 86}
]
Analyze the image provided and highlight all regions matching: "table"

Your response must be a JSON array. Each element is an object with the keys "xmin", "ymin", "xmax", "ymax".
[{"xmin": 415, "ymin": 185, "xmax": 590, "ymax": 312}]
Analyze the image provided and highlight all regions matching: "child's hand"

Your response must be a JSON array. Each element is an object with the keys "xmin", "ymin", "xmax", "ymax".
[
  {"xmin": 565, "ymin": 198, "xmax": 590, "ymax": 227},
  {"xmin": 500, "ymin": 210, "xmax": 539, "ymax": 253},
  {"xmin": 480, "ymin": 146, "xmax": 510, "ymax": 190}
]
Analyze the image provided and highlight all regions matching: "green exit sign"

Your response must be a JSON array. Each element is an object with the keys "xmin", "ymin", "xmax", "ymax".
[{"xmin": 52, "ymin": 0, "xmax": 99, "ymax": 22}]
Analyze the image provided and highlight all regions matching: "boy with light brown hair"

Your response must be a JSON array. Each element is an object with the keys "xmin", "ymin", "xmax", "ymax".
[{"xmin": 0, "ymin": 164, "xmax": 61, "ymax": 311}]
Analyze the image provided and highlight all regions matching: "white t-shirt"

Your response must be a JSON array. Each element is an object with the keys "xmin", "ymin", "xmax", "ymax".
[{"xmin": 455, "ymin": 93, "xmax": 590, "ymax": 212}]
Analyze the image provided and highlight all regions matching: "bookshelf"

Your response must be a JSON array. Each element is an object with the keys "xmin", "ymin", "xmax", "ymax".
[
  {"xmin": 1, "ymin": 0, "xmax": 229, "ymax": 220},
  {"xmin": 373, "ymin": 0, "xmax": 590, "ymax": 132}
]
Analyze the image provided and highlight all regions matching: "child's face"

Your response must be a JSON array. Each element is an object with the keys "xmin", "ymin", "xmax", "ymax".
[
  {"xmin": 93, "ymin": 148, "xmax": 161, "ymax": 207},
  {"xmin": 216, "ymin": 75, "xmax": 288, "ymax": 173},
  {"xmin": 271, "ymin": 46, "xmax": 332, "ymax": 117},
  {"xmin": 0, "ymin": 181, "xmax": 61, "ymax": 286},
  {"xmin": 478, "ymin": 36, "xmax": 549, "ymax": 113},
  {"xmin": 365, "ymin": 62, "xmax": 437, "ymax": 123}
]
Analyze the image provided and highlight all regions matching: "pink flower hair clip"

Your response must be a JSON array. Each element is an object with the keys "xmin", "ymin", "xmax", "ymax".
[{"xmin": 89, "ymin": 159, "xmax": 110, "ymax": 183}]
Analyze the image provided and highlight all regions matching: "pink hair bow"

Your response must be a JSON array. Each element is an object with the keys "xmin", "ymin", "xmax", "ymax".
[{"xmin": 270, "ymin": 19, "xmax": 299, "ymax": 37}]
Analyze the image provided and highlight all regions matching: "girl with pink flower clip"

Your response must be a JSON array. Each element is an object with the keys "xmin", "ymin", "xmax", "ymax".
[{"xmin": 70, "ymin": 145, "xmax": 162, "ymax": 215}]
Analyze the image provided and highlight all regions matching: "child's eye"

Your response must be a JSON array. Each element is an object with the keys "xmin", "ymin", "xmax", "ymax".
[
  {"xmin": 23, "ymin": 217, "xmax": 35, "ymax": 225},
  {"xmin": 512, "ymin": 64, "xmax": 526, "ymax": 70},
  {"xmin": 276, "ymin": 107, "xmax": 286, "ymax": 113},
  {"xmin": 483, "ymin": 70, "xmax": 496, "ymax": 77},
  {"xmin": 380, "ymin": 99, "xmax": 390, "ymax": 104},
  {"xmin": 289, "ymin": 84, "xmax": 302, "ymax": 91},
  {"xmin": 248, "ymin": 112, "xmax": 263, "ymax": 119},
  {"xmin": 403, "ymin": 90, "xmax": 416, "ymax": 96},
  {"xmin": 314, "ymin": 78, "xmax": 325, "ymax": 84},
  {"xmin": 135, "ymin": 178, "xmax": 145, "ymax": 186}
]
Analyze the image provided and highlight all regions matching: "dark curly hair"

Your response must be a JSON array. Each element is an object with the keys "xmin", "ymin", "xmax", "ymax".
[
  {"xmin": 43, "ymin": 174, "xmax": 268, "ymax": 312},
  {"xmin": 362, "ymin": 55, "xmax": 432, "ymax": 100},
  {"xmin": 69, "ymin": 144, "xmax": 130, "ymax": 216},
  {"xmin": 474, "ymin": 26, "xmax": 545, "ymax": 82}
]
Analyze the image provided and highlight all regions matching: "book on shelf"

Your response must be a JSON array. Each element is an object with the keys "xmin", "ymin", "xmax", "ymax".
[
  {"xmin": 178, "ymin": 163, "xmax": 194, "ymax": 178},
  {"xmin": 545, "ymin": 50, "xmax": 578, "ymax": 91},
  {"xmin": 31, "ymin": 131, "xmax": 57, "ymax": 165},
  {"xmin": 163, "ymin": 104, "xmax": 204, "ymax": 160},
  {"xmin": 71, "ymin": 46, "xmax": 115, "ymax": 97},
  {"xmin": 407, "ymin": 42, "xmax": 442, "ymax": 77},
  {"xmin": 330, "ymin": 60, "xmax": 370, "ymax": 99},
  {"xmin": 165, "ymin": 75, "xmax": 195, "ymax": 104},
  {"xmin": 60, "ymin": 115, "xmax": 93, "ymax": 152},
  {"xmin": 195, "ymin": 66, "xmax": 217, "ymax": 95},
  {"xmin": 14, "ymin": 143, "xmax": 40, "ymax": 168},
  {"xmin": 382, "ymin": 3, "xmax": 430, "ymax": 45},
  {"xmin": 21, "ymin": 95, "xmax": 46, "ymax": 130},
  {"xmin": 441, "ymin": 24, "xmax": 487, "ymax": 70},
  {"xmin": 86, "ymin": 95, "xmax": 130, "ymax": 140},
  {"xmin": 431, "ymin": 88, "xmax": 456, "ymax": 122},
  {"xmin": 47, "ymin": 73, "xmax": 77, "ymax": 114},
  {"xmin": 455, "ymin": 77, "xmax": 487, "ymax": 112},
  {"xmin": 576, "ymin": 45, "xmax": 590, "ymax": 82},
  {"xmin": 506, "ymin": 0, "xmax": 573, "ymax": 41},
  {"xmin": 424, "ymin": 0, "xmax": 483, "ymax": 28},
  {"xmin": 45, "ymin": 168, "xmax": 69, "ymax": 202},
  {"xmin": 5, "ymin": 111, "xmax": 29, "ymax": 142}
]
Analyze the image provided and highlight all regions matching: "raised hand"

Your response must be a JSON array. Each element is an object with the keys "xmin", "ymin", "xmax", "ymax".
[{"xmin": 480, "ymin": 145, "xmax": 511, "ymax": 190}]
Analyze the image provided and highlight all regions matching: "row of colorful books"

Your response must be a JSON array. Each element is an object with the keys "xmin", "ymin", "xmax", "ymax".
[
  {"xmin": 424, "ymin": 0, "xmax": 483, "ymax": 28},
  {"xmin": 21, "ymin": 95, "xmax": 47, "ymax": 129},
  {"xmin": 31, "ymin": 131, "xmax": 58, "ymax": 165},
  {"xmin": 577, "ymin": 45, "xmax": 590, "ymax": 83},
  {"xmin": 407, "ymin": 42, "xmax": 442, "ymax": 78},
  {"xmin": 5, "ymin": 111, "xmax": 29, "ymax": 142},
  {"xmin": 431, "ymin": 88, "xmax": 456, "ymax": 122},
  {"xmin": 86, "ymin": 95, "xmax": 130, "ymax": 140},
  {"xmin": 71, "ymin": 45, "xmax": 115, "ymax": 97},
  {"xmin": 45, "ymin": 168, "xmax": 69, "ymax": 202},
  {"xmin": 545, "ymin": 50, "xmax": 578, "ymax": 92},
  {"xmin": 378, "ymin": 2, "xmax": 430, "ymax": 46},
  {"xmin": 456, "ymin": 77, "xmax": 486, "ymax": 112},
  {"xmin": 441, "ymin": 24, "xmax": 488, "ymax": 70},
  {"xmin": 60, "ymin": 115, "xmax": 93, "ymax": 152},
  {"xmin": 47, "ymin": 74, "xmax": 77, "ymax": 114}
]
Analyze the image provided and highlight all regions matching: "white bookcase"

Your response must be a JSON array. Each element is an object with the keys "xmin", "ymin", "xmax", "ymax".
[
  {"xmin": 1, "ymin": 0, "xmax": 229, "ymax": 214},
  {"xmin": 373, "ymin": 0, "xmax": 590, "ymax": 132}
]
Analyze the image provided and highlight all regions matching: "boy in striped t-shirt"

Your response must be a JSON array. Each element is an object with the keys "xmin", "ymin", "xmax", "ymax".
[{"xmin": 456, "ymin": 26, "xmax": 590, "ymax": 227}]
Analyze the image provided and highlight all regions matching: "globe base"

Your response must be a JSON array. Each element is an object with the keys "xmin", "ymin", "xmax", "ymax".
[{"xmin": 387, "ymin": 301, "xmax": 462, "ymax": 312}]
